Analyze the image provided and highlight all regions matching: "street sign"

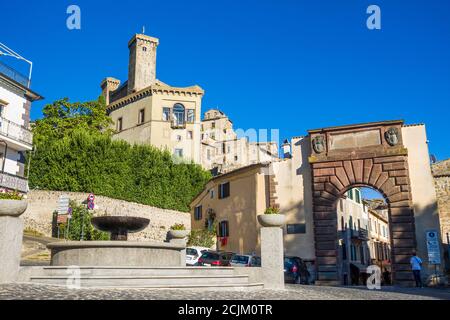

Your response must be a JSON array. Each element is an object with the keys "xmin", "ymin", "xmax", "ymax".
[
  {"xmin": 88, "ymin": 193, "xmax": 95, "ymax": 201},
  {"xmin": 57, "ymin": 214, "xmax": 68, "ymax": 224},
  {"xmin": 57, "ymin": 195, "xmax": 70, "ymax": 215},
  {"xmin": 426, "ymin": 230, "xmax": 441, "ymax": 265}
]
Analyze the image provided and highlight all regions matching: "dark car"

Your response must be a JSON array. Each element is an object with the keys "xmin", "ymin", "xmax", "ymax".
[
  {"xmin": 284, "ymin": 256, "xmax": 310, "ymax": 284},
  {"xmin": 197, "ymin": 251, "xmax": 233, "ymax": 266}
]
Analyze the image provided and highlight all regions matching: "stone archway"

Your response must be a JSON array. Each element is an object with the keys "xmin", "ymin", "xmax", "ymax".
[{"xmin": 308, "ymin": 120, "xmax": 416, "ymax": 286}]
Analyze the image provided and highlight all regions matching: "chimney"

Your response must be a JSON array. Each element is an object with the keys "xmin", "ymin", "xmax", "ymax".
[
  {"xmin": 281, "ymin": 139, "xmax": 292, "ymax": 159},
  {"xmin": 100, "ymin": 77, "xmax": 121, "ymax": 105},
  {"xmin": 127, "ymin": 34, "xmax": 159, "ymax": 94}
]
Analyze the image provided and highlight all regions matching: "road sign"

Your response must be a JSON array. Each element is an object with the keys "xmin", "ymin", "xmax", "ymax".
[
  {"xmin": 57, "ymin": 195, "xmax": 70, "ymax": 215},
  {"xmin": 57, "ymin": 214, "xmax": 68, "ymax": 224},
  {"xmin": 88, "ymin": 193, "xmax": 95, "ymax": 201},
  {"xmin": 426, "ymin": 230, "xmax": 441, "ymax": 265}
]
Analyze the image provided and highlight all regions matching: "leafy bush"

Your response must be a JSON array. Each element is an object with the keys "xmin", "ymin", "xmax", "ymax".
[
  {"xmin": 187, "ymin": 229, "xmax": 216, "ymax": 249},
  {"xmin": 0, "ymin": 191, "xmax": 23, "ymax": 200},
  {"xmin": 28, "ymin": 98, "xmax": 211, "ymax": 212},
  {"xmin": 264, "ymin": 206, "xmax": 280, "ymax": 214},
  {"xmin": 170, "ymin": 223, "xmax": 186, "ymax": 231},
  {"xmin": 58, "ymin": 201, "xmax": 109, "ymax": 241}
]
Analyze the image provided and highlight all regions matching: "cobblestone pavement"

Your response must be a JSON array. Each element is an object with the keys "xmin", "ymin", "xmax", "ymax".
[{"xmin": 0, "ymin": 283, "xmax": 449, "ymax": 300}]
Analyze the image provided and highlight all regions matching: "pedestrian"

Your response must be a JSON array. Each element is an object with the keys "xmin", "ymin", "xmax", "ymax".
[
  {"xmin": 410, "ymin": 251, "xmax": 423, "ymax": 288},
  {"xmin": 382, "ymin": 268, "xmax": 391, "ymax": 285}
]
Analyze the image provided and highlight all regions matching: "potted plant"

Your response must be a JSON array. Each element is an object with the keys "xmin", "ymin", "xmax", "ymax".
[
  {"xmin": 0, "ymin": 191, "xmax": 28, "ymax": 217},
  {"xmin": 168, "ymin": 223, "xmax": 190, "ymax": 239},
  {"xmin": 257, "ymin": 206, "xmax": 286, "ymax": 227}
]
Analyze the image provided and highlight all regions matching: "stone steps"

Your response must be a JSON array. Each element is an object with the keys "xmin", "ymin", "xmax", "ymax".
[
  {"xmin": 25, "ymin": 266, "xmax": 264, "ymax": 290},
  {"xmin": 39, "ymin": 266, "xmax": 237, "ymax": 277}
]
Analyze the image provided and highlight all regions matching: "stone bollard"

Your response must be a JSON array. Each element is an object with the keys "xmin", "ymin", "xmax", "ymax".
[
  {"xmin": 167, "ymin": 229, "xmax": 189, "ymax": 266},
  {"xmin": 258, "ymin": 214, "xmax": 286, "ymax": 290},
  {"xmin": 0, "ymin": 199, "xmax": 28, "ymax": 283}
]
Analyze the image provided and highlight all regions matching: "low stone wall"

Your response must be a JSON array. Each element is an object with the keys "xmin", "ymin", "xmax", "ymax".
[{"xmin": 21, "ymin": 190, "xmax": 190, "ymax": 242}]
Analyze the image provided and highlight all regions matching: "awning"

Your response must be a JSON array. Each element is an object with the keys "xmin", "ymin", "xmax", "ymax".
[{"xmin": 350, "ymin": 262, "xmax": 368, "ymax": 273}]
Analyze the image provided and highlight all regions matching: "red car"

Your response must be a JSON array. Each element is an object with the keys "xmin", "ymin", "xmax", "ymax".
[{"xmin": 197, "ymin": 251, "xmax": 233, "ymax": 266}]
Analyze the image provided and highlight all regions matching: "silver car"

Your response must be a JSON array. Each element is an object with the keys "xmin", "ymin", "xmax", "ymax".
[{"xmin": 229, "ymin": 254, "xmax": 261, "ymax": 267}]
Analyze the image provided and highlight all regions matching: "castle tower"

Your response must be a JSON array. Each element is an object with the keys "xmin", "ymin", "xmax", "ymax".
[{"xmin": 127, "ymin": 34, "xmax": 159, "ymax": 94}]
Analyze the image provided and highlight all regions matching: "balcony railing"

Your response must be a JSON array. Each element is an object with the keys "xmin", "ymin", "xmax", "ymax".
[
  {"xmin": 0, "ymin": 116, "xmax": 33, "ymax": 146},
  {"xmin": 351, "ymin": 228, "xmax": 369, "ymax": 241},
  {"xmin": 0, "ymin": 172, "xmax": 28, "ymax": 193},
  {"xmin": 0, "ymin": 61, "xmax": 30, "ymax": 88}
]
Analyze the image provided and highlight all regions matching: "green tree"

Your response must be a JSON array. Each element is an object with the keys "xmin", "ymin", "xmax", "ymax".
[{"xmin": 32, "ymin": 96, "xmax": 113, "ymax": 145}]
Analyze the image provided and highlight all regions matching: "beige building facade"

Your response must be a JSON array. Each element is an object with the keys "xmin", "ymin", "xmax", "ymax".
[
  {"xmin": 200, "ymin": 109, "xmax": 279, "ymax": 174},
  {"xmin": 101, "ymin": 34, "xmax": 204, "ymax": 164},
  {"xmin": 190, "ymin": 120, "xmax": 443, "ymax": 285}
]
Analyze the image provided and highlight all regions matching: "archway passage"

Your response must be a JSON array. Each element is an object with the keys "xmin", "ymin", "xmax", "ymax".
[
  {"xmin": 309, "ymin": 121, "xmax": 416, "ymax": 286},
  {"xmin": 337, "ymin": 187, "xmax": 392, "ymax": 286}
]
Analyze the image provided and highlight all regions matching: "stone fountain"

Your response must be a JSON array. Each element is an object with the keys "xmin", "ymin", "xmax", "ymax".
[{"xmin": 47, "ymin": 215, "xmax": 186, "ymax": 267}]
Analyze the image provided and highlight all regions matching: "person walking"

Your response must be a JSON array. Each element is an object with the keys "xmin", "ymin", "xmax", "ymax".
[{"xmin": 410, "ymin": 251, "xmax": 423, "ymax": 288}]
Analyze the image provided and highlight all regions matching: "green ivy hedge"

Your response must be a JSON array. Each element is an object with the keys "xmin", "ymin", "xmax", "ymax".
[{"xmin": 29, "ymin": 129, "xmax": 211, "ymax": 212}]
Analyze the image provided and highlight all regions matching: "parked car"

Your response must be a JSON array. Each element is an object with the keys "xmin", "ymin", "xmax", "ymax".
[
  {"xmin": 284, "ymin": 256, "xmax": 310, "ymax": 284},
  {"xmin": 229, "ymin": 254, "xmax": 261, "ymax": 267},
  {"xmin": 197, "ymin": 251, "xmax": 233, "ymax": 266},
  {"xmin": 186, "ymin": 247, "xmax": 210, "ymax": 266}
]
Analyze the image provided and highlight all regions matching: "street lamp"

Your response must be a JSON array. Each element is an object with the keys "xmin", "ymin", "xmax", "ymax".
[{"xmin": 0, "ymin": 42, "xmax": 33, "ymax": 87}]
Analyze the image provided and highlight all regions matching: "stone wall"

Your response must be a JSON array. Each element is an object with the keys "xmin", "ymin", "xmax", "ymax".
[
  {"xmin": 432, "ymin": 159, "xmax": 450, "ymax": 245},
  {"xmin": 21, "ymin": 190, "xmax": 190, "ymax": 242}
]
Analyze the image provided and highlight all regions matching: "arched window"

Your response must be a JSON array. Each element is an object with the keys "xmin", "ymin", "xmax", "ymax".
[{"xmin": 173, "ymin": 103, "xmax": 185, "ymax": 126}]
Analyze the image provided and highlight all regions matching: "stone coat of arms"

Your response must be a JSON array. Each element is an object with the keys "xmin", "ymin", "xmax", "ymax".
[
  {"xmin": 312, "ymin": 135, "xmax": 326, "ymax": 154},
  {"xmin": 385, "ymin": 127, "xmax": 399, "ymax": 146}
]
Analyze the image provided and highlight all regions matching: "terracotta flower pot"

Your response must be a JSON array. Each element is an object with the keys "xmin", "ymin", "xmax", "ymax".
[
  {"xmin": 257, "ymin": 214, "xmax": 286, "ymax": 227},
  {"xmin": 168, "ymin": 229, "xmax": 190, "ymax": 239},
  {"xmin": 0, "ymin": 199, "xmax": 28, "ymax": 217}
]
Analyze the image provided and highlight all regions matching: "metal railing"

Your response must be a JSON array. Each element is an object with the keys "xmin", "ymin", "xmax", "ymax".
[
  {"xmin": 0, "ymin": 171, "xmax": 28, "ymax": 193},
  {"xmin": 351, "ymin": 228, "xmax": 369, "ymax": 240},
  {"xmin": 0, "ymin": 61, "xmax": 30, "ymax": 88},
  {"xmin": 0, "ymin": 116, "xmax": 33, "ymax": 145}
]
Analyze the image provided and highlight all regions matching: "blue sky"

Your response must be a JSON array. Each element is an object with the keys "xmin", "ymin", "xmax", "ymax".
[{"xmin": 1, "ymin": 0, "xmax": 449, "ymax": 160}]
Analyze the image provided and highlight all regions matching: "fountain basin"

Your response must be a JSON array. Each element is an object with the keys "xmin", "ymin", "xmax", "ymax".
[
  {"xmin": 91, "ymin": 216, "xmax": 150, "ymax": 241},
  {"xmin": 47, "ymin": 241, "xmax": 186, "ymax": 267}
]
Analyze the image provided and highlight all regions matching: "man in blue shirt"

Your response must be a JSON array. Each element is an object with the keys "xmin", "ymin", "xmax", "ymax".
[{"xmin": 410, "ymin": 251, "xmax": 423, "ymax": 288}]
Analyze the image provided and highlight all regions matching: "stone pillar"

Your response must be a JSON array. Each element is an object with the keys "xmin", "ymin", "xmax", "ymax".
[
  {"xmin": 0, "ymin": 216, "xmax": 24, "ymax": 283},
  {"xmin": 261, "ymin": 227, "xmax": 285, "ymax": 290}
]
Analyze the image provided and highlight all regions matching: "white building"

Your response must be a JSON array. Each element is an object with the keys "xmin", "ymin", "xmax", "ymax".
[
  {"xmin": 0, "ymin": 56, "xmax": 42, "ymax": 193},
  {"xmin": 201, "ymin": 109, "xmax": 279, "ymax": 174}
]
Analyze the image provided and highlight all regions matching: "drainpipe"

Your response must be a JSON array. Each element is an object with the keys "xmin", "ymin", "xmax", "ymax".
[{"xmin": 0, "ymin": 140, "xmax": 7, "ymax": 173}]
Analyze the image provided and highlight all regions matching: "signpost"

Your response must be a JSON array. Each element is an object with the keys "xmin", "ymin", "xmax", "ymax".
[
  {"xmin": 57, "ymin": 195, "xmax": 70, "ymax": 215},
  {"xmin": 81, "ymin": 193, "xmax": 95, "ymax": 241},
  {"xmin": 426, "ymin": 230, "xmax": 441, "ymax": 265},
  {"xmin": 57, "ymin": 195, "xmax": 70, "ymax": 239}
]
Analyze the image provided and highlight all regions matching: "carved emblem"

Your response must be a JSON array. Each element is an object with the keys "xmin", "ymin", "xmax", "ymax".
[
  {"xmin": 312, "ymin": 135, "xmax": 326, "ymax": 154},
  {"xmin": 385, "ymin": 127, "xmax": 399, "ymax": 146}
]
